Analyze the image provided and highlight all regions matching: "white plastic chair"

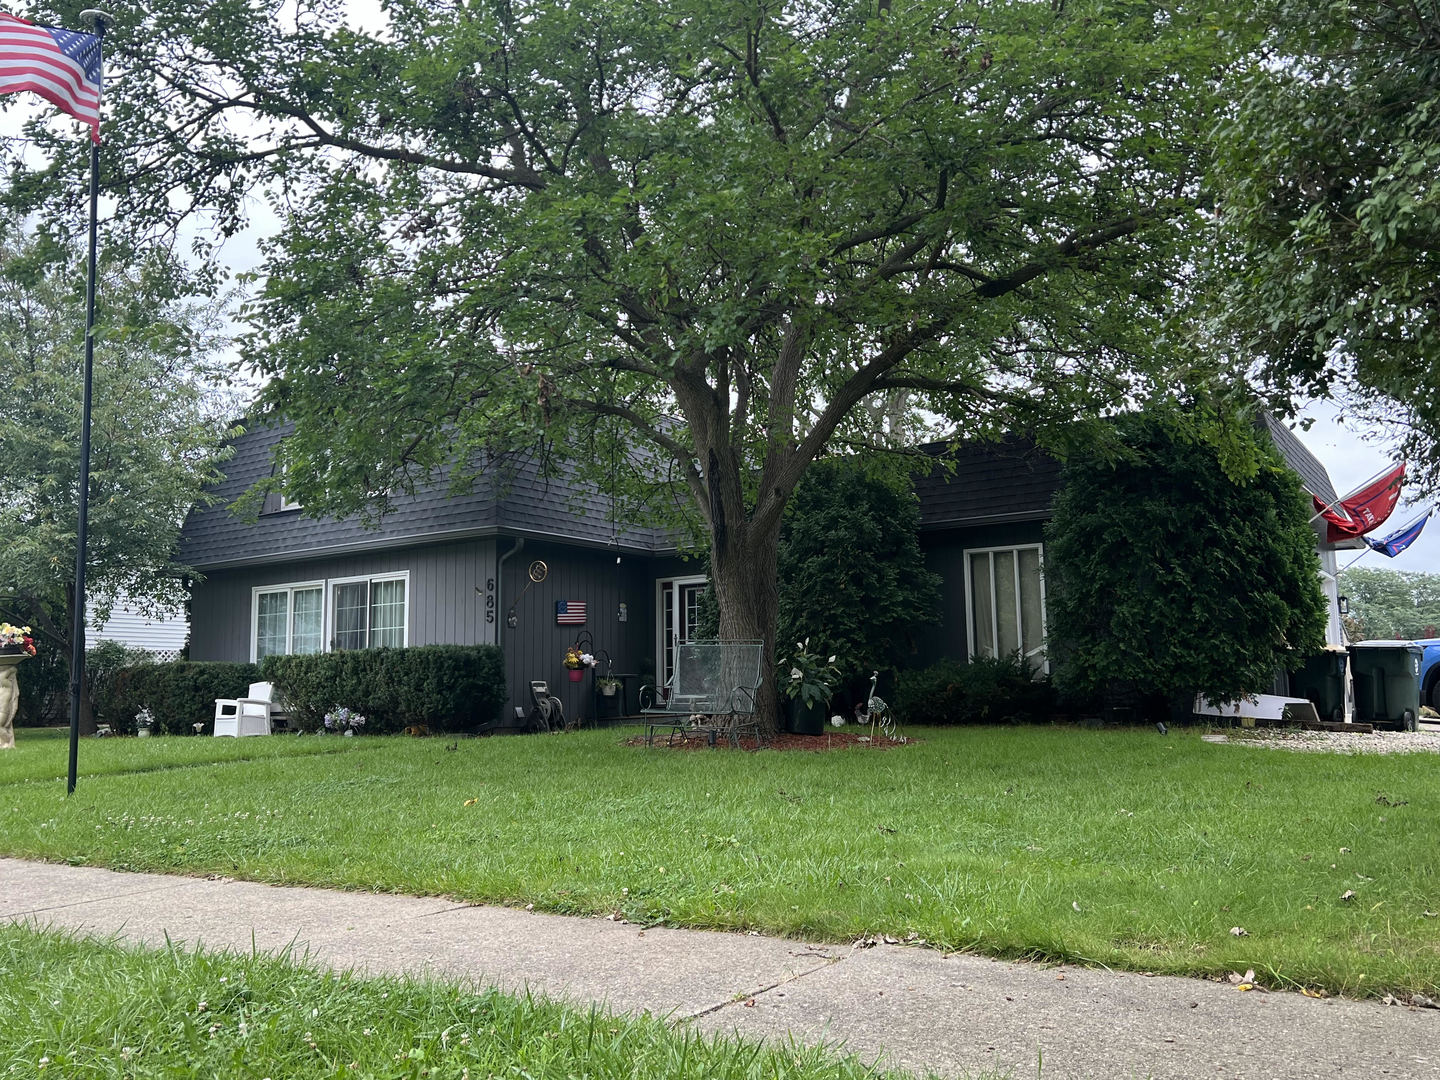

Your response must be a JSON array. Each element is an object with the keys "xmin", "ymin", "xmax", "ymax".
[{"xmin": 214, "ymin": 681, "xmax": 276, "ymax": 737}]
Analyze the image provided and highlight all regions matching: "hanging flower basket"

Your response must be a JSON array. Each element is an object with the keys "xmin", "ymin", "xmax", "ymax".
[{"xmin": 563, "ymin": 644, "xmax": 597, "ymax": 682}]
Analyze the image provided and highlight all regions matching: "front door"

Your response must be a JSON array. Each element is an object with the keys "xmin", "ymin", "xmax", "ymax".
[{"xmin": 657, "ymin": 576, "xmax": 707, "ymax": 687}]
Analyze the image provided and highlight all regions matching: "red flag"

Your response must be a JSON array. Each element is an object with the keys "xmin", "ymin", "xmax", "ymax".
[{"xmin": 1315, "ymin": 462, "xmax": 1405, "ymax": 543}]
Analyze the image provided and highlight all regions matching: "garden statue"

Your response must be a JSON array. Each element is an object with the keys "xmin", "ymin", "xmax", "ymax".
[{"xmin": 0, "ymin": 661, "xmax": 17, "ymax": 749}]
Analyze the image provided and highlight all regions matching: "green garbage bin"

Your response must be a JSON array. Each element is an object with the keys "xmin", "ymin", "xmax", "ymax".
[
  {"xmin": 1349, "ymin": 641, "xmax": 1423, "ymax": 732},
  {"xmin": 1290, "ymin": 648, "xmax": 1349, "ymax": 723}
]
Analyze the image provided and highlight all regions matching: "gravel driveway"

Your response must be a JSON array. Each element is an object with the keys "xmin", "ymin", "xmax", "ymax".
[{"xmin": 1206, "ymin": 724, "xmax": 1440, "ymax": 755}]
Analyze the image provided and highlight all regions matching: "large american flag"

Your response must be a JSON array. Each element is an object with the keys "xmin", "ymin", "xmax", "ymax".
[{"xmin": 0, "ymin": 14, "xmax": 102, "ymax": 143}]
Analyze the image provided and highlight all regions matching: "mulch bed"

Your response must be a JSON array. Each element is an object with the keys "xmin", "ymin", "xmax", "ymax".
[{"xmin": 623, "ymin": 730, "xmax": 915, "ymax": 752}]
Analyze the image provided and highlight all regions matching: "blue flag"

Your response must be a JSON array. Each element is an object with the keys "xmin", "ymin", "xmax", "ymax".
[{"xmin": 1365, "ymin": 508, "xmax": 1433, "ymax": 558}]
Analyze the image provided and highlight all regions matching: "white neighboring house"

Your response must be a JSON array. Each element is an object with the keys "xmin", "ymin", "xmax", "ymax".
[{"xmin": 88, "ymin": 602, "xmax": 187, "ymax": 662}]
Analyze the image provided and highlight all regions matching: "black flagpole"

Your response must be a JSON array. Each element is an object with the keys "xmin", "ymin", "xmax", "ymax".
[{"xmin": 67, "ymin": 10, "xmax": 112, "ymax": 797}]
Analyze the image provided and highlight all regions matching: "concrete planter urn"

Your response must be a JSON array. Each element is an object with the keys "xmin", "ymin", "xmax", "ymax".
[{"xmin": 0, "ymin": 651, "xmax": 28, "ymax": 751}]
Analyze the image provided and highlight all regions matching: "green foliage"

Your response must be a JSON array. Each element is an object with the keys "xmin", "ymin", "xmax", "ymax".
[
  {"xmin": 0, "ymin": 223, "xmax": 237, "ymax": 674},
  {"xmin": 776, "ymin": 639, "xmax": 841, "ymax": 709},
  {"xmin": 13, "ymin": 641, "xmax": 66, "ymax": 726},
  {"xmin": 5, "ymin": 0, "xmax": 1244, "ymax": 731},
  {"xmin": 776, "ymin": 460, "xmax": 941, "ymax": 695},
  {"xmin": 893, "ymin": 655, "xmax": 1054, "ymax": 726},
  {"xmin": 1337, "ymin": 567, "xmax": 1440, "ymax": 641},
  {"xmin": 260, "ymin": 645, "xmax": 505, "ymax": 734},
  {"xmin": 85, "ymin": 641, "xmax": 155, "ymax": 731},
  {"xmin": 1211, "ymin": 0, "xmax": 1440, "ymax": 491},
  {"xmin": 107, "ymin": 661, "xmax": 259, "ymax": 735},
  {"xmin": 1045, "ymin": 409, "xmax": 1328, "ymax": 701}
]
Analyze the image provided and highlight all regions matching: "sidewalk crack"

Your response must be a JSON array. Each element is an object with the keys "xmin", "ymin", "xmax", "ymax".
[
  {"xmin": 3, "ymin": 879, "xmax": 200, "ymax": 919},
  {"xmin": 677, "ymin": 951, "xmax": 847, "ymax": 1023}
]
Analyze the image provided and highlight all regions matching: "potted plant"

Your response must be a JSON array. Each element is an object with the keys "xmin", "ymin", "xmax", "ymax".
[
  {"xmin": 563, "ymin": 645, "xmax": 596, "ymax": 683},
  {"xmin": 596, "ymin": 675, "xmax": 622, "ymax": 697},
  {"xmin": 780, "ymin": 640, "xmax": 839, "ymax": 735},
  {"xmin": 135, "ymin": 707, "xmax": 155, "ymax": 738},
  {"xmin": 0, "ymin": 623, "xmax": 35, "ymax": 657}
]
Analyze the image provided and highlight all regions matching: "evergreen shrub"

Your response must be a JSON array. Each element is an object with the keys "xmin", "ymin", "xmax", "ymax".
[
  {"xmin": 260, "ymin": 645, "xmax": 505, "ymax": 734},
  {"xmin": 893, "ymin": 655, "xmax": 1054, "ymax": 726}
]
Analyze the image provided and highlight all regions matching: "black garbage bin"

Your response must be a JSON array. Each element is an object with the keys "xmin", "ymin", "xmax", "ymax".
[
  {"xmin": 1349, "ymin": 640, "xmax": 1423, "ymax": 732},
  {"xmin": 1290, "ymin": 648, "xmax": 1349, "ymax": 723}
]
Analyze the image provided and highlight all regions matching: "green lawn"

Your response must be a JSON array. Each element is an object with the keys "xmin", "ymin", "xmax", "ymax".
[
  {"xmin": 3, "ymin": 725, "xmax": 1439, "ymax": 997},
  {"xmin": 0, "ymin": 924, "xmax": 936, "ymax": 1080}
]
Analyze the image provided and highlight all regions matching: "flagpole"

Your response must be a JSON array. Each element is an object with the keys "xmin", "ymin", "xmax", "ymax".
[
  {"xmin": 1337, "ymin": 548, "xmax": 1373, "ymax": 576},
  {"xmin": 66, "ymin": 9, "xmax": 111, "ymax": 797}
]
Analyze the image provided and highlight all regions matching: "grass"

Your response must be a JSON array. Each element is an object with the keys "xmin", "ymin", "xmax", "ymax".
[
  {"xmin": 0, "ymin": 924, "xmax": 951, "ymax": 1080},
  {"xmin": 3, "ymin": 725, "xmax": 1439, "ymax": 997}
]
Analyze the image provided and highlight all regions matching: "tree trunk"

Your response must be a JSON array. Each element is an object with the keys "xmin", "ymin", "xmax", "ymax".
[{"xmin": 710, "ymin": 519, "xmax": 784, "ymax": 737}]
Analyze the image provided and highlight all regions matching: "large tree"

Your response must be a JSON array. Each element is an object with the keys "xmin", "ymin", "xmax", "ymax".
[
  {"xmin": 9, "ymin": 0, "xmax": 1239, "ymax": 731},
  {"xmin": 1211, "ymin": 0, "xmax": 1440, "ymax": 487},
  {"xmin": 0, "ymin": 225, "xmax": 236, "ymax": 725}
]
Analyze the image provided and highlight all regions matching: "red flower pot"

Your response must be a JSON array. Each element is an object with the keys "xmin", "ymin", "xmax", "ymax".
[{"xmin": 568, "ymin": 668, "xmax": 585, "ymax": 682}]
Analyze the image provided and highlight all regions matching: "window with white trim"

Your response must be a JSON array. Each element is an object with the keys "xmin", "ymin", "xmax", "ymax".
[
  {"xmin": 250, "ymin": 573, "xmax": 408, "ymax": 661},
  {"xmin": 329, "ymin": 574, "xmax": 408, "ymax": 650},
  {"xmin": 965, "ymin": 545, "xmax": 1047, "ymax": 668},
  {"xmin": 252, "ymin": 583, "xmax": 324, "ymax": 661}
]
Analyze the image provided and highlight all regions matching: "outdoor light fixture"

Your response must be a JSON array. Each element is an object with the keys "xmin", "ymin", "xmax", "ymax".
[{"xmin": 1338, "ymin": 595, "xmax": 1350, "ymax": 616}]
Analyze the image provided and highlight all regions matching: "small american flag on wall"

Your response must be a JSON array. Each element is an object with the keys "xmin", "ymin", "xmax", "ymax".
[{"xmin": 555, "ymin": 600, "xmax": 587, "ymax": 625}]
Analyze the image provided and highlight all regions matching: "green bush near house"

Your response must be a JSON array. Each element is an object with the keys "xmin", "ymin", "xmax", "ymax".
[
  {"xmin": 107, "ymin": 661, "xmax": 260, "ymax": 735},
  {"xmin": 893, "ymin": 654, "xmax": 1054, "ymax": 725},
  {"xmin": 260, "ymin": 645, "xmax": 505, "ymax": 734}
]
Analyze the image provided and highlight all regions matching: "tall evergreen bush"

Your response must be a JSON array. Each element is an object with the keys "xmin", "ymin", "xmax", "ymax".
[{"xmin": 1044, "ymin": 408, "xmax": 1327, "ymax": 707}]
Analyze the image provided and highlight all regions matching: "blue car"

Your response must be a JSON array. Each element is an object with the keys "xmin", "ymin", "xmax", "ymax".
[{"xmin": 1419, "ymin": 639, "xmax": 1440, "ymax": 710}]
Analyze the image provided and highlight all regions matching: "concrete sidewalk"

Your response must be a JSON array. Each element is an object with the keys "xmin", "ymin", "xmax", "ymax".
[{"xmin": 1, "ymin": 858, "xmax": 1434, "ymax": 1079}]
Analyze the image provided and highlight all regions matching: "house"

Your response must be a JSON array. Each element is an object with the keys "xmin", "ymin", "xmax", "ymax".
[
  {"xmin": 178, "ymin": 421, "xmax": 704, "ymax": 724},
  {"xmin": 88, "ymin": 602, "xmax": 187, "ymax": 662},
  {"xmin": 177, "ymin": 416, "xmax": 1350, "ymax": 723},
  {"xmin": 909, "ymin": 415, "xmax": 1354, "ymax": 674}
]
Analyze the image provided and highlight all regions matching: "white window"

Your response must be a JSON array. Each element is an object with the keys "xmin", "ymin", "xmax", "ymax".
[
  {"xmin": 965, "ymin": 545, "xmax": 1047, "ymax": 669},
  {"xmin": 656, "ymin": 575, "xmax": 707, "ymax": 687},
  {"xmin": 278, "ymin": 495, "xmax": 302, "ymax": 511},
  {"xmin": 251, "ymin": 582, "xmax": 324, "ymax": 661},
  {"xmin": 328, "ymin": 573, "xmax": 408, "ymax": 650},
  {"xmin": 250, "ymin": 572, "xmax": 408, "ymax": 661}
]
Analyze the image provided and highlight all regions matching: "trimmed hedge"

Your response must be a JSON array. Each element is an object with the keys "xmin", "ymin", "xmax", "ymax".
[
  {"xmin": 107, "ymin": 661, "xmax": 260, "ymax": 735},
  {"xmin": 260, "ymin": 645, "xmax": 505, "ymax": 734},
  {"xmin": 893, "ymin": 654, "xmax": 1054, "ymax": 726}
]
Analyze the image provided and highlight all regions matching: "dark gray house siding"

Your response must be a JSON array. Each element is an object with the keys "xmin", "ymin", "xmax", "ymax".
[
  {"xmin": 919, "ymin": 521, "xmax": 1049, "ymax": 667},
  {"xmin": 913, "ymin": 439, "xmax": 1060, "ymax": 667},
  {"xmin": 189, "ymin": 538, "xmax": 500, "ymax": 662},
  {"xmin": 495, "ymin": 538, "xmax": 664, "ymax": 723}
]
